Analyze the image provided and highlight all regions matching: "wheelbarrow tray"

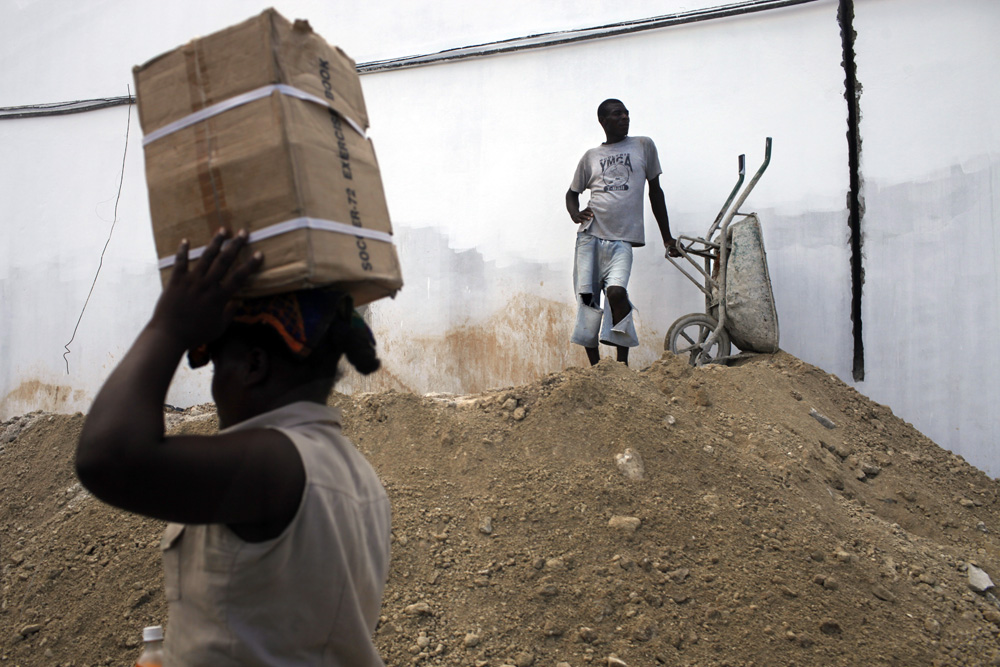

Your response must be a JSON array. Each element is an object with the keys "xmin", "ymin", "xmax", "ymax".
[{"xmin": 724, "ymin": 214, "xmax": 779, "ymax": 353}]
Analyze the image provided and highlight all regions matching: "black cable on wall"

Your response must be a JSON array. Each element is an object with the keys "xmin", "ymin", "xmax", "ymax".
[{"xmin": 0, "ymin": 0, "xmax": 824, "ymax": 120}]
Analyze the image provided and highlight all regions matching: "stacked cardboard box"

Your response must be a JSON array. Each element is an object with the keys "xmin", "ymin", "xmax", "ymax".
[{"xmin": 133, "ymin": 8, "xmax": 402, "ymax": 304}]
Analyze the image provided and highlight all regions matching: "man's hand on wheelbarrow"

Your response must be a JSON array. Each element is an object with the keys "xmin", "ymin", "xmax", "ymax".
[{"xmin": 664, "ymin": 236, "xmax": 681, "ymax": 258}]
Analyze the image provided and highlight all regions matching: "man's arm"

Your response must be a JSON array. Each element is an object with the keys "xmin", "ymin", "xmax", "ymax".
[
  {"xmin": 566, "ymin": 188, "xmax": 594, "ymax": 225},
  {"xmin": 75, "ymin": 230, "xmax": 304, "ymax": 527},
  {"xmin": 648, "ymin": 176, "xmax": 679, "ymax": 256}
]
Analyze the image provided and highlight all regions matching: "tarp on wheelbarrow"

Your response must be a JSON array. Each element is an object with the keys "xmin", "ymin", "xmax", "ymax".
[{"xmin": 725, "ymin": 214, "xmax": 779, "ymax": 353}]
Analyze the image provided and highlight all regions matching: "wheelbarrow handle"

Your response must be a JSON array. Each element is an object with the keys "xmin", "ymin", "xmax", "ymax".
[
  {"xmin": 707, "ymin": 154, "xmax": 747, "ymax": 239},
  {"xmin": 681, "ymin": 247, "xmax": 715, "ymax": 259}
]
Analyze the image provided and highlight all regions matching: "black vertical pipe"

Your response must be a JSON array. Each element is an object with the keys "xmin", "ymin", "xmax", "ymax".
[{"xmin": 839, "ymin": 0, "xmax": 865, "ymax": 381}]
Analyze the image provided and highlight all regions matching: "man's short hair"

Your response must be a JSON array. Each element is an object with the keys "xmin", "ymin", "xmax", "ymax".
[{"xmin": 597, "ymin": 98, "xmax": 624, "ymax": 119}]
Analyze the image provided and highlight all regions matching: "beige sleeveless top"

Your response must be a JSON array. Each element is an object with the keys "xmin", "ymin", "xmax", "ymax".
[{"xmin": 160, "ymin": 402, "xmax": 391, "ymax": 666}]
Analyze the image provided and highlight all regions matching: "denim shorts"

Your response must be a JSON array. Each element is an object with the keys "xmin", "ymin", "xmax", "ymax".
[
  {"xmin": 573, "ymin": 233, "xmax": 633, "ymax": 297},
  {"xmin": 570, "ymin": 234, "xmax": 638, "ymax": 348}
]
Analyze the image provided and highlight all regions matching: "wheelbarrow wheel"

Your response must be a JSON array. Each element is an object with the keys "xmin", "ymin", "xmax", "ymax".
[{"xmin": 665, "ymin": 313, "xmax": 732, "ymax": 366}]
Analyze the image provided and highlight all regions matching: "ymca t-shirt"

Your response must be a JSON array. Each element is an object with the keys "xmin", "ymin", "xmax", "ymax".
[{"xmin": 569, "ymin": 135, "xmax": 661, "ymax": 247}]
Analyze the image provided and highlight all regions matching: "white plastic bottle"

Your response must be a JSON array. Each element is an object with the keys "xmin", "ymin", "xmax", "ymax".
[{"xmin": 135, "ymin": 625, "xmax": 164, "ymax": 667}]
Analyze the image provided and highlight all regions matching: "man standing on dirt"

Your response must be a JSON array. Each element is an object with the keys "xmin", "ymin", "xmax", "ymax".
[{"xmin": 565, "ymin": 98, "xmax": 678, "ymax": 366}]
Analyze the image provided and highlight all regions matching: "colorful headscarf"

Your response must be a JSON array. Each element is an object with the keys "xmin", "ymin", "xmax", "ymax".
[{"xmin": 188, "ymin": 288, "xmax": 374, "ymax": 368}]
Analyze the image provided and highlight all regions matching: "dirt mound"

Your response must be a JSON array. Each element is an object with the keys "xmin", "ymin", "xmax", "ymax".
[{"xmin": 3, "ymin": 351, "xmax": 1000, "ymax": 666}]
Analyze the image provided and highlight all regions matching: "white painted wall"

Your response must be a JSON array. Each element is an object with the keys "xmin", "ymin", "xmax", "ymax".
[
  {"xmin": 853, "ymin": 0, "xmax": 1000, "ymax": 472},
  {"xmin": 2, "ymin": 1, "xmax": 998, "ymax": 475},
  {"xmin": 352, "ymin": 0, "xmax": 852, "ymax": 392}
]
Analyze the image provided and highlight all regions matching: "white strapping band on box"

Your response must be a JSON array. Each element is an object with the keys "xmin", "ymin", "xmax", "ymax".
[
  {"xmin": 158, "ymin": 218, "xmax": 394, "ymax": 269},
  {"xmin": 142, "ymin": 83, "xmax": 367, "ymax": 145},
  {"xmin": 143, "ymin": 84, "xmax": 392, "ymax": 268}
]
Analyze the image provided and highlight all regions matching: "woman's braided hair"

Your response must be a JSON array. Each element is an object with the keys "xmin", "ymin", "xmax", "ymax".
[
  {"xmin": 200, "ymin": 289, "xmax": 381, "ymax": 381},
  {"xmin": 326, "ymin": 305, "xmax": 381, "ymax": 376}
]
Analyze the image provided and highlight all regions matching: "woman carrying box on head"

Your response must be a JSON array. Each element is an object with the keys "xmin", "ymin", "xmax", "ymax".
[{"xmin": 76, "ymin": 229, "xmax": 391, "ymax": 666}]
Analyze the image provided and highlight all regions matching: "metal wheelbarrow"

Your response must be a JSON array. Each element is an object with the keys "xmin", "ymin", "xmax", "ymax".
[{"xmin": 664, "ymin": 138, "xmax": 778, "ymax": 365}]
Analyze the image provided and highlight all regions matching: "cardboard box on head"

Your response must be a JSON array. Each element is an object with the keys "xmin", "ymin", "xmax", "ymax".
[{"xmin": 133, "ymin": 8, "xmax": 402, "ymax": 306}]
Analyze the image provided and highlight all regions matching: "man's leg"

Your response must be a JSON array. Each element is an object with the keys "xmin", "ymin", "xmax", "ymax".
[
  {"xmin": 605, "ymin": 285, "xmax": 631, "ymax": 365},
  {"xmin": 571, "ymin": 234, "xmax": 603, "ymax": 364},
  {"xmin": 579, "ymin": 292, "xmax": 601, "ymax": 366},
  {"xmin": 599, "ymin": 240, "xmax": 637, "ymax": 365}
]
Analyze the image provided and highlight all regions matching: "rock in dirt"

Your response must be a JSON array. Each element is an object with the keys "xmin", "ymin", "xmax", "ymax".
[
  {"xmin": 608, "ymin": 515, "xmax": 641, "ymax": 534},
  {"xmin": 18, "ymin": 624, "xmax": 42, "ymax": 638},
  {"xmin": 872, "ymin": 584, "xmax": 897, "ymax": 602},
  {"xmin": 968, "ymin": 564, "xmax": 995, "ymax": 593},
  {"xmin": 819, "ymin": 618, "xmax": 842, "ymax": 635},
  {"xmin": 513, "ymin": 651, "xmax": 535, "ymax": 666},
  {"xmin": 404, "ymin": 601, "xmax": 433, "ymax": 616},
  {"xmin": 810, "ymin": 408, "xmax": 837, "ymax": 429},
  {"xmin": 614, "ymin": 448, "xmax": 645, "ymax": 481}
]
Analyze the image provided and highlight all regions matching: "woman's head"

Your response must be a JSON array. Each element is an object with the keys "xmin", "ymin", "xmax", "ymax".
[{"xmin": 193, "ymin": 289, "xmax": 380, "ymax": 425}]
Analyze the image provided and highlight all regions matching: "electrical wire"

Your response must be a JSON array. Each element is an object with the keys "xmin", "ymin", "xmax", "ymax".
[
  {"xmin": 62, "ymin": 87, "xmax": 132, "ymax": 374},
  {"xmin": 357, "ymin": 0, "xmax": 822, "ymax": 73},
  {"xmin": 1, "ymin": 0, "xmax": 823, "ymax": 119},
  {"xmin": 0, "ymin": 96, "xmax": 133, "ymax": 119}
]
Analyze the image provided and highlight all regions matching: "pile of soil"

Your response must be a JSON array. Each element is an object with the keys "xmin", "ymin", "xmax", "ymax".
[{"xmin": 2, "ymin": 351, "xmax": 999, "ymax": 667}]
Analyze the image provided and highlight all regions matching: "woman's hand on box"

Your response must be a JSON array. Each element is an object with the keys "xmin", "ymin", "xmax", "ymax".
[{"xmin": 150, "ymin": 228, "xmax": 263, "ymax": 349}]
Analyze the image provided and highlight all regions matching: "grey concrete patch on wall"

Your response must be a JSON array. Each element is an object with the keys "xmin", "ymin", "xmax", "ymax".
[
  {"xmin": 753, "ymin": 206, "xmax": 854, "ymax": 381},
  {"xmin": 860, "ymin": 159, "xmax": 1000, "ymax": 476}
]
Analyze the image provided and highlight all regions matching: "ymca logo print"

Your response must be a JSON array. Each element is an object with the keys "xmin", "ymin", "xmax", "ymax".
[{"xmin": 600, "ymin": 153, "xmax": 632, "ymax": 191}]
